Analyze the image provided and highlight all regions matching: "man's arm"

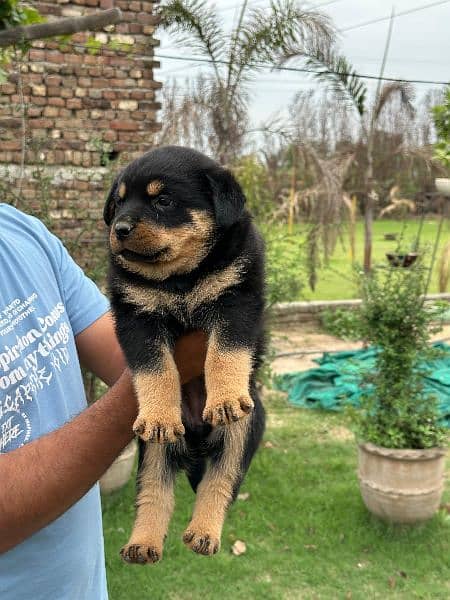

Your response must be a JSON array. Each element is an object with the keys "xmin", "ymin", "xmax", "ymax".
[
  {"xmin": 0, "ymin": 311, "xmax": 207, "ymax": 555},
  {"xmin": 0, "ymin": 370, "xmax": 136, "ymax": 554}
]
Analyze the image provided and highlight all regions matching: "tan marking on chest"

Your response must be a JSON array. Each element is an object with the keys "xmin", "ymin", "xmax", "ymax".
[
  {"xmin": 119, "ymin": 259, "xmax": 245, "ymax": 315},
  {"xmin": 120, "ymin": 283, "xmax": 179, "ymax": 314},
  {"xmin": 184, "ymin": 260, "xmax": 245, "ymax": 312}
]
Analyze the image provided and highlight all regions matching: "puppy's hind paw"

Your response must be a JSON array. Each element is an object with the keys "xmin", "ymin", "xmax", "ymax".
[
  {"xmin": 203, "ymin": 395, "xmax": 254, "ymax": 427},
  {"xmin": 120, "ymin": 543, "xmax": 161, "ymax": 565},
  {"xmin": 183, "ymin": 529, "xmax": 220, "ymax": 556}
]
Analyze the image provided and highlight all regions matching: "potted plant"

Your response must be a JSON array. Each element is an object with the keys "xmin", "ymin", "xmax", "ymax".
[
  {"xmin": 352, "ymin": 260, "xmax": 447, "ymax": 523},
  {"xmin": 432, "ymin": 87, "xmax": 450, "ymax": 196}
]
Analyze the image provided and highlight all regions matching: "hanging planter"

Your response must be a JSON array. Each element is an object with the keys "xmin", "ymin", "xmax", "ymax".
[
  {"xmin": 435, "ymin": 178, "xmax": 450, "ymax": 198},
  {"xmin": 386, "ymin": 252, "xmax": 419, "ymax": 268}
]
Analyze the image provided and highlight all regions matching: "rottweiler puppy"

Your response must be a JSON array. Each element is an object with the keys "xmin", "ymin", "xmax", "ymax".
[{"xmin": 104, "ymin": 146, "xmax": 265, "ymax": 564}]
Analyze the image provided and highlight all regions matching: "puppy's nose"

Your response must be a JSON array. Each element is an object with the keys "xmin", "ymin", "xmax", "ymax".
[{"xmin": 114, "ymin": 221, "xmax": 134, "ymax": 239}]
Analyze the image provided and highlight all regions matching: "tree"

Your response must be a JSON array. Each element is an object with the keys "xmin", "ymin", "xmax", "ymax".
[
  {"xmin": 278, "ymin": 7, "xmax": 415, "ymax": 272},
  {"xmin": 159, "ymin": 0, "xmax": 334, "ymax": 165},
  {"xmin": 0, "ymin": 2, "xmax": 121, "ymax": 81}
]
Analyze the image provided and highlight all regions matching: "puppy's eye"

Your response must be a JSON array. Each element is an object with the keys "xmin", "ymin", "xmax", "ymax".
[{"xmin": 155, "ymin": 196, "xmax": 173, "ymax": 208}]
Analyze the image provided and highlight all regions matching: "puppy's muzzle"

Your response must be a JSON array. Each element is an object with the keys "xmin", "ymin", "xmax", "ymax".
[{"xmin": 115, "ymin": 220, "xmax": 135, "ymax": 240}]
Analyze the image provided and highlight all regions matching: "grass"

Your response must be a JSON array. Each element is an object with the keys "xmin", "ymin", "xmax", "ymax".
[
  {"xmin": 267, "ymin": 219, "xmax": 450, "ymax": 301},
  {"xmin": 102, "ymin": 395, "xmax": 450, "ymax": 600}
]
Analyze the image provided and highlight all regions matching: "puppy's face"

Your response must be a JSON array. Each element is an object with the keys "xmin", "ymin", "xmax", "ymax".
[{"xmin": 104, "ymin": 146, "xmax": 246, "ymax": 280}]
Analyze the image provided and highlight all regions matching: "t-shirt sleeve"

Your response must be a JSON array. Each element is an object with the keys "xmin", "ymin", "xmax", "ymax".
[
  {"xmin": 7, "ymin": 206, "xmax": 110, "ymax": 336},
  {"xmin": 58, "ymin": 246, "xmax": 110, "ymax": 336},
  {"xmin": 40, "ymin": 223, "xmax": 110, "ymax": 336}
]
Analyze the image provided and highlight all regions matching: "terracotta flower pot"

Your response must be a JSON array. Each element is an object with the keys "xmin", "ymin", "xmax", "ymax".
[
  {"xmin": 100, "ymin": 440, "xmax": 137, "ymax": 494},
  {"xmin": 358, "ymin": 442, "xmax": 446, "ymax": 524}
]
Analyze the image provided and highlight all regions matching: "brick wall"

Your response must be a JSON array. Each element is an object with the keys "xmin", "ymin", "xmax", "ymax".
[{"xmin": 0, "ymin": 0, "xmax": 161, "ymax": 275}]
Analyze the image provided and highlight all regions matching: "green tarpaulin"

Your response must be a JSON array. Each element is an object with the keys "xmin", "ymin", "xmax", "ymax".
[{"xmin": 274, "ymin": 342, "xmax": 450, "ymax": 428}]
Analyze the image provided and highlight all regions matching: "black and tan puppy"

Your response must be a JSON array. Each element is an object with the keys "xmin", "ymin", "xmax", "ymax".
[{"xmin": 104, "ymin": 146, "xmax": 265, "ymax": 564}]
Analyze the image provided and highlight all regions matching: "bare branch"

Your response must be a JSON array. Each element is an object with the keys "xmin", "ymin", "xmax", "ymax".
[{"xmin": 0, "ymin": 8, "xmax": 122, "ymax": 48}]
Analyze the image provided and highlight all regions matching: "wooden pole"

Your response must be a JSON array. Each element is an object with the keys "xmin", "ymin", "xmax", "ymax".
[
  {"xmin": 288, "ymin": 146, "xmax": 297, "ymax": 235},
  {"xmin": 363, "ymin": 7, "xmax": 395, "ymax": 273}
]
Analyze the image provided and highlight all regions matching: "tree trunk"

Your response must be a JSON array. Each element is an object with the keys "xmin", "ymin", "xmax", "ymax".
[
  {"xmin": 363, "ymin": 194, "xmax": 373, "ymax": 273},
  {"xmin": 363, "ymin": 145, "xmax": 374, "ymax": 274}
]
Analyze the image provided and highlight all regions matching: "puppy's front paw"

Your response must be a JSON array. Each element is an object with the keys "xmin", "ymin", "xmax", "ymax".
[
  {"xmin": 183, "ymin": 528, "xmax": 220, "ymax": 556},
  {"xmin": 203, "ymin": 395, "xmax": 253, "ymax": 427},
  {"xmin": 133, "ymin": 415, "xmax": 185, "ymax": 443},
  {"xmin": 120, "ymin": 543, "xmax": 161, "ymax": 565}
]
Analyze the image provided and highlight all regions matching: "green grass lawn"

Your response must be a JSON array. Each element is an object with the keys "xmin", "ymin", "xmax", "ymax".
[
  {"xmin": 102, "ymin": 396, "xmax": 450, "ymax": 600},
  {"xmin": 267, "ymin": 219, "xmax": 450, "ymax": 301}
]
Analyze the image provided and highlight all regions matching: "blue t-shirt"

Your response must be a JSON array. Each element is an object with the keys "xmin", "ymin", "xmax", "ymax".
[{"xmin": 0, "ymin": 204, "xmax": 110, "ymax": 599}]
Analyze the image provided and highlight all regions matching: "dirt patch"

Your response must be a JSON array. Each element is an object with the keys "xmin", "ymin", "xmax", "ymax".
[
  {"xmin": 326, "ymin": 426, "xmax": 354, "ymax": 442},
  {"xmin": 271, "ymin": 322, "xmax": 450, "ymax": 376},
  {"xmin": 271, "ymin": 322, "xmax": 363, "ymax": 375}
]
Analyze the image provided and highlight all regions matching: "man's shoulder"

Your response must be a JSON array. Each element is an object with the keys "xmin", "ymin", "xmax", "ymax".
[
  {"xmin": 0, "ymin": 203, "xmax": 58, "ymax": 252},
  {"xmin": 1, "ymin": 202, "xmax": 41, "ymax": 221}
]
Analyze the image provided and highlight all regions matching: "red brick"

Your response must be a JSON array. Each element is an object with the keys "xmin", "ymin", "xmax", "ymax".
[
  {"xmin": 27, "ymin": 106, "xmax": 43, "ymax": 117},
  {"xmin": 29, "ymin": 118, "xmax": 54, "ymax": 129},
  {"xmin": 43, "ymin": 106, "xmax": 60, "ymax": 118},
  {"xmin": 110, "ymin": 120, "xmax": 139, "ymax": 131},
  {"xmin": 47, "ymin": 87, "xmax": 62, "ymax": 97},
  {"xmin": 46, "ymin": 75, "xmax": 63, "ymax": 87},
  {"xmin": 67, "ymin": 98, "xmax": 82, "ymax": 109},
  {"xmin": 30, "ymin": 96, "xmax": 48, "ymax": 106},
  {"xmin": 0, "ymin": 83, "xmax": 15, "ymax": 94},
  {"xmin": 48, "ymin": 97, "xmax": 66, "ymax": 107},
  {"xmin": 103, "ymin": 130, "xmax": 117, "ymax": 142},
  {"xmin": 1, "ymin": 141, "xmax": 21, "ymax": 151}
]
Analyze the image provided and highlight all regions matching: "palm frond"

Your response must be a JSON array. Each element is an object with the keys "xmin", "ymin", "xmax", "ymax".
[
  {"xmin": 295, "ymin": 46, "xmax": 366, "ymax": 116},
  {"xmin": 374, "ymin": 82, "xmax": 415, "ymax": 123},
  {"xmin": 379, "ymin": 199, "xmax": 416, "ymax": 218},
  {"xmin": 232, "ymin": 0, "xmax": 334, "ymax": 89},
  {"xmin": 159, "ymin": 0, "xmax": 225, "ymax": 80},
  {"xmin": 389, "ymin": 185, "xmax": 400, "ymax": 200}
]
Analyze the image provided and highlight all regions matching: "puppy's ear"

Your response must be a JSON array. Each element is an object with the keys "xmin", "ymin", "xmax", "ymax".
[
  {"xmin": 205, "ymin": 167, "xmax": 246, "ymax": 229},
  {"xmin": 103, "ymin": 173, "xmax": 121, "ymax": 226}
]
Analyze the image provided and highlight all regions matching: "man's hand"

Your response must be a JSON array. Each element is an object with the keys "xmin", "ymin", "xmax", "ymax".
[
  {"xmin": 76, "ymin": 311, "xmax": 207, "ymax": 387},
  {"xmin": 174, "ymin": 330, "xmax": 207, "ymax": 384}
]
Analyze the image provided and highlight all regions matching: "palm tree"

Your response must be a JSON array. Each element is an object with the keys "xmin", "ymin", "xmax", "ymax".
[
  {"xmin": 284, "ymin": 45, "xmax": 415, "ymax": 272},
  {"xmin": 158, "ymin": 0, "xmax": 334, "ymax": 165}
]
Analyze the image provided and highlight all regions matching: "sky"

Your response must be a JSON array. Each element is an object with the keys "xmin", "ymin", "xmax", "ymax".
[{"xmin": 155, "ymin": 0, "xmax": 450, "ymax": 130}]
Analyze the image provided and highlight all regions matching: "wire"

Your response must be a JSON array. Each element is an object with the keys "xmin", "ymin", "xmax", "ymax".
[
  {"xmin": 58, "ymin": 37, "xmax": 449, "ymax": 86},
  {"xmin": 313, "ymin": 0, "xmax": 344, "ymax": 8},
  {"xmin": 156, "ymin": 52, "xmax": 450, "ymax": 85},
  {"xmin": 219, "ymin": 0, "xmax": 343, "ymax": 13},
  {"xmin": 341, "ymin": 0, "xmax": 450, "ymax": 32},
  {"xmin": 219, "ymin": 0, "xmax": 266, "ymax": 13}
]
